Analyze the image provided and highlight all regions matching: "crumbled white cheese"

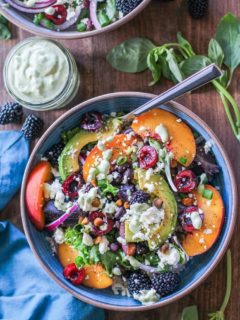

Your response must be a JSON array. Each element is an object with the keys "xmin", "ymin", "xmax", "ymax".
[
  {"xmin": 117, "ymin": 236, "xmax": 126, "ymax": 245},
  {"xmin": 133, "ymin": 289, "xmax": 159, "ymax": 305},
  {"xmin": 44, "ymin": 179, "xmax": 62, "ymax": 200},
  {"xmin": 157, "ymin": 244, "xmax": 180, "ymax": 269},
  {"xmin": 145, "ymin": 168, "xmax": 154, "ymax": 180},
  {"xmin": 82, "ymin": 232, "xmax": 93, "ymax": 246},
  {"xmin": 78, "ymin": 187, "xmax": 99, "ymax": 212},
  {"xmin": 53, "ymin": 228, "xmax": 65, "ymax": 244},
  {"xmin": 112, "ymin": 267, "xmax": 122, "ymax": 276},
  {"xmin": 144, "ymin": 183, "xmax": 155, "ymax": 193},
  {"xmin": 102, "ymin": 149, "xmax": 112, "ymax": 160},
  {"xmin": 99, "ymin": 236, "xmax": 109, "ymax": 254},
  {"xmin": 190, "ymin": 211, "xmax": 202, "ymax": 230},
  {"xmin": 204, "ymin": 140, "xmax": 214, "ymax": 154},
  {"xmin": 204, "ymin": 229, "xmax": 213, "ymax": 235},
  {"xmin": 44, "ymin": 6, "xmax": 55, "ymax": 15},
  {"xmin": 155, "ymin": 124, "xmax": 169, "ymax": 143},
  {"xmin": 112, "ymin": 277, "xmax": 129, "ymax": 296},
  {"xmin": 102, "ymin": 201, "xmax": 117, "ymax": 215},
  {"xmin": 87, "ymin": 167, "xmax": 98, "ymax": 183},
  {"xmin": 97, "ymin": 159, "xmax": 110, "ymax": 175}
]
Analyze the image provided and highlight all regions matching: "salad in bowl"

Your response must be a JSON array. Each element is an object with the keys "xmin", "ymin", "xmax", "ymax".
[
  {"xmin": 2, "ymin": 0, "xmax": 145, "ymax": 32},
  {"xmin": 25, "ymin": 107, "xmax": 225, "ymax": 306}
]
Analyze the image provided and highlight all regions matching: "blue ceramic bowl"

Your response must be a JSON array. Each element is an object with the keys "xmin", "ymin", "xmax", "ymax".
[{"xmin": 21, "ymin": 92, "xmax": 237, "ymax": 310}]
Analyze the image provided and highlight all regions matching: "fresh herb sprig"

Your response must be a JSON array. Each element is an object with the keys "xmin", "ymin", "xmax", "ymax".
[
  {"xmin": 180, "ymin": 250, "xmax": 232, "ymax": 320},
  {"xmin": 0, "ymin": 15, "xmax": 11, "ymax": 40},
  {"xmin": 107, "ymin": 13, "xmax": 240, "ymax": 142}
]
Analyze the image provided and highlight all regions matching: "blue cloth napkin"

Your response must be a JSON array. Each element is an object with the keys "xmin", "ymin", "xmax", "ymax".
[
  {"xmin": 0, "ymin": 131, "xmax": 29, "ymax": 210},
  {"xmin": 0, "ymin": 221, "xmax": 105, "ymax": 320}
]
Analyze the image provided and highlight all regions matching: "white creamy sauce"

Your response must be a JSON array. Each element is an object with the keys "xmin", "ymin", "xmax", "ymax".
[
  {"xmin": 77, "ymin": 187, "xmax": 99, "ymax": 212},
  {"xmin": 7, "ymin": 40, "xmax": 69, "ymax": 104}
]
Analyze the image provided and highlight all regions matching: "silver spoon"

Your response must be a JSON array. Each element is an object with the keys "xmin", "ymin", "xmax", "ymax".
[{"xmin": 123, "ymin": 63, "xmax": 222, "ymax": 122}]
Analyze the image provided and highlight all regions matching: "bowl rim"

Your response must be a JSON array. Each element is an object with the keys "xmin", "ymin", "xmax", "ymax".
[
  {"xmin": 0, "ymin": 0, "xmax": 151, "ymax": 39},
  {"xmin": 20, "ymin": 91, "xmax": 237, "ymax": 311}
]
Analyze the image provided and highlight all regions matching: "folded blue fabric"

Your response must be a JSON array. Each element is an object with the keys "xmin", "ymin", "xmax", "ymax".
[
  {"xmin": 0, "ymin": 131, "xmax": 29, "ymax": 210},
  {"xmin": 0, "ymin": 221, "xmax": 105, "ymax": 320}
]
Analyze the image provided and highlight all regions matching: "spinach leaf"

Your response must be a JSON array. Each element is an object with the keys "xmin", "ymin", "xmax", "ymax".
[
  {"xmin": 147, "ymin": 50, "xmax": 161, "ymax": 85},
  {"xmin": 98, "ymin": 179, "xmax": 119, "ymax": 196},
  {"xmin": 100, "ymin": 250, "xmax": 120, "ymax": 275},
  {"xmin": 208, "ymin": 38, "xmax": 224, "ymax": 67},
  {"xmin": 106, "ymin": 0, "xmax": 116, "ymax": 20},
  {"xmin": 107, "ymin": 38, "xmax": 155, "ymax": 73},
  {"xmin": 181, "ymin": 55, "xmax": 211, "ymax": 76},
  {"xmin": 165, "ymin": 48, "xmax": 184, "ymax": 82},
  {"xmin": 215, "ymin": 13, "xmax": 240, "ymax": 76},
  {"xmin": 0, "ymin": 15, "xmax": 7, "ymax": 24},
  {"xmin": 89, "ymin": 245, "xmax": 101, "ymax": 264},
  {"xmin": 177, "ymin": 32, "xmax": 195, "ymax": 58},
  {"xmin": 181, "ymin": 305, "xmax": 199, "ymax": 320},
  {"xmin": 0, "ymin": 23, "xmax": 11, "ymax": 40}
]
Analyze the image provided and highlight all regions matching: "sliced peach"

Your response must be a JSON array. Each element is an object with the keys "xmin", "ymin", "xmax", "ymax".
[
  {"xmin": 83, "ymin": 134, "xmax": 136, "ymax": 183},
  {"xmin": 58, "ymin": 243, "xmax": 79, "ymax": 267},
  {"xmin": 182, "ymin": 185, "xmax": 224, "ymax": 256},
  {"xmin": 26, "ymin": 161, "xmax": 52, "ymax": 230},
  {"xmin": 131, "ymin": 109, "xmax": 196, "ymax": 166},
  {"xmin": 83, "ymin": 264, "xmax": 113, "ymax": 289}
]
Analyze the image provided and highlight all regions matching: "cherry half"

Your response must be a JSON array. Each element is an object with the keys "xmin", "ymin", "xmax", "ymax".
[
  {"xmin": 138, "ymin": 146, "xmax": 158, "ymax": 169},
  {"xmin": 174, "ymin": 170, "xmax": 197, "ymax": 193},
  {"xmin": 178, "ymin": 206, "xmax": 204, "ymax": 232},
  {"xmin": 62, "ymin": 173, "xmax": 84, "ymax": 199},
  {"xmin": 89, "ymin": 211, "xmax": 114, "ymax": 236},
  {"xmin": 45, "ymin": 5, "xmax": 67, "ymax": 25}
]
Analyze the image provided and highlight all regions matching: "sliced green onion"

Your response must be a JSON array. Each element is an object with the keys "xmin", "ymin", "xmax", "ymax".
[
  {"xmin": 198, "ymin": 173, "xmax": 208, "ymax": 193},
  {"xmin": 77, "ymin": 22, "xmax": 87, "ymax": 32},
  {"xmin": 116, "ymin": 155, "xmax": 127, "ymax": 165},
  {"xmin": 98, "ymin": 10, "xmax": 110, "ymax": 27},
  {"xmin": 202, "ymin": 189, "xmax": 213, "ymax": 200},
  {"xmin": 33, "ymin": 13, "xmax": 44, "ymax": 25},
  {"xmin": 179, "ymin": 156, "xmax": 187, "ymax": 165}
]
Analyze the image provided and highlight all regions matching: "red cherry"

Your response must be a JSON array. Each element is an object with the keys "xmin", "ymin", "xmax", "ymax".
[
  {"xmin": 138, "ymin": 146, "xmax": 158, "ymax": 169},
  {"xmin": 62, "ymin": 173, "xmax": 84, "ymax": 199},
  {"xmin": 178, "ymin": 206, "xmax": 204, "ymax": 232},
  {"xmin": 45, "ymin": 5, "xmax": 67, "ymax": 25},
  {"xmin": 174, "ymin": 170, "xmax": 197, "ymax": 193},
  {"xmin": 63, "ymin": 263, "xmax": 85, "ymax": 285}
]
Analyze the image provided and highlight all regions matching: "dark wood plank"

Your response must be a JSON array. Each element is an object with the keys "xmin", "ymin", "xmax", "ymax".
[{"xmin": 0, "ymin": 0, "xmax": 240, "ymax": 319}]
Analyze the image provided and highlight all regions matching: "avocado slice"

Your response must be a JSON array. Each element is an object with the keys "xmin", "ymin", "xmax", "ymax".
[
  {"xmin": 125, "ymin": 168, "xmax": 177, "ymax": 250},
  {"xmin": 59, "ymin": 119, "xmax": 118, "ymax": 180}
]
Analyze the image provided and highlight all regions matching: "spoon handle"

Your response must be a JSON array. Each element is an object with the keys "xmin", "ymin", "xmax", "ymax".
[{"xmin": 127, "ymin": 63, "xmax": 221, "ymax": 118}]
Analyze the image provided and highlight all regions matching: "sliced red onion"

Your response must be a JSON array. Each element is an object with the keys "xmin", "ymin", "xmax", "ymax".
[
  {"xmin": 5, "ymin": 0, "xmax": 56, "ymax": 12},
  {"xmin": 45, "ymin": 204, "xmax": 79, "ymax": 231},
  {"xmin": 89, "ymin": 0, "xmax": 101, "ymax": 30},
  {"xmin": 56, "ymin": 6, "xmax": 81, "ymax": 30},
  {"xmin": 139, "ymin": 263, "xmax": 159, "ymax": 274}
]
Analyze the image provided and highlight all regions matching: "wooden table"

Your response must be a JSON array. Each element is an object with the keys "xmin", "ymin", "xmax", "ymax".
[{"xmin": 1, "ymin": 0, "xmax": 239, "ymax": 319}]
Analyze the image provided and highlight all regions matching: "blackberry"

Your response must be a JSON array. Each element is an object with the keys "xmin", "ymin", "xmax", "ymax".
[
  {"xmin": 127, "ymin": 272, "xmax": 152, "ymax": 295},
  {"xmin": 129, "ymin": 190, "xmax": 149, "ymax": 205},
  {"xmin": 136, "ymin": 242, "xmax": 149, "ymax": 255},
  {"xmin": 45, "ymin": 141, "xmax": 65, "ymax": 167},
  {"xmin": 116, "ymin": 0, "xmax": 142, "ymax": 15},
  {"xmin": 0, "ymin": 102, "xmax": 23, "ymax": 124},
  {"xmin": 151, "ymin": 272, "xmax": 180, "ymax": 296},
  {"xmin": 188, "ymin": 0, "xmax": 208, "ymax": 19},
  {"xmin": 21, "ymin": 115, "xmax": 44, "ymax": 141}
]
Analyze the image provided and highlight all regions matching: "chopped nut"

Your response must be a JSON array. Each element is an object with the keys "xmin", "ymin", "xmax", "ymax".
[
  {"xmin": 181, "ymin": 197, "xmax": 194, "ymax": 206},
  {"xmin": 115, "ymin": 199, "xmax": 123, "ymax": 207},
  {"xmin": 91, "ymin": 197, "xmax": 100, "ymax": 207},
  {"xmin": 94, "ymin": 217, "xmax": 104, "ymax": 227},
  {"xmin": 160, "ymin": 243, "xmax": 170, "ymax": 254},
  {"xmin": 78, "ymin": 216, "xmax": 84, "ymax": 224},
  {"xmin": 81, "ymin": 217, "xmax": 89, "ymax": 225},
  {"xmin": 94, "ymin": 236, "xmax": 102, "ymax": 244},
  {"xmin": 153, "ymin": 198, "xmax": 163, "ymax": 209},
  {"xmin": 170, "ymin": 159, "xmax": 177, "ymax": 168},
  {"xmin": 124, "ymin": 202, "xmax": 130, "ymax": 209}
]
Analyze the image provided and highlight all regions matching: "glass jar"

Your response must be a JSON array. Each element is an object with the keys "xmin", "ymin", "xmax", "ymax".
[{"xmin": 3, "ymin": 37, "xmax": 80, "ymax": 111}]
